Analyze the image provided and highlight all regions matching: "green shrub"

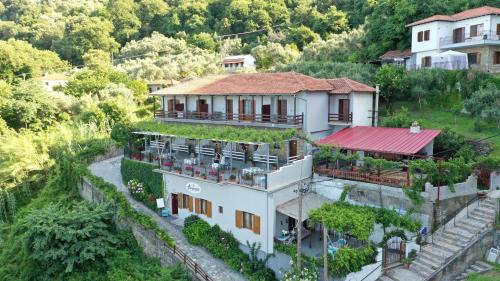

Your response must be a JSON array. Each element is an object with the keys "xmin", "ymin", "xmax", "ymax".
[
  {"xmin": 381, "ymin": 107, "xmax": 413, "ymax": 128},
  {"xmin": 121, "ymin": 158, "xmax": 163, "ymax": 207},
  {"xmin": 183, "ymin": 218, "xmax": 211, "ymax": 246},
  {"xmin": 328, "ymin": 245, "xmax": 376, "ymax": 277}
]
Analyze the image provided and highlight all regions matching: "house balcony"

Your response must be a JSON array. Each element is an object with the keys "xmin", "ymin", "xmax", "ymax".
[
  {"xmin": 439, "ymin": 31, "xmax": 500, "ymax": 49},
  {"xmin": 328, "ymin": 113, "xmax": 352, "ymax": 125},
  {"xmin": 154, "ymin": 110, "xmax": 303, "ymax": 129},
  {"xmin": 127, "ymin": 132, "xmax": 312, "ymax": 190}
]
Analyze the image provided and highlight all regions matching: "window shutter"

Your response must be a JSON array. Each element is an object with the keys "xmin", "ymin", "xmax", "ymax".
[
  {"xmin": 477, "ymin": 53, "xmax": 481, "ymax": 65},
  {"xmin": 418, "ymin": 31, "xmax": 422, "ymax": 42},
  {"xmin": 470, "ymin": 25, "xmax": 477, "ymax": 37},
  {"xmin": 235, "ymin": 210, "xmax": 242, "ymax": 228},
  {"xmin": 253, "ymin": 215, "xmax": 260, "ymax": 235},
  {"xmin": 497, "ymin": 24, "xmax": 500, "ymax": 36},
  {"xmin": 188, "ymin": 196, "xmax": 193, "ymax": 212},
  {"xmin": 424, "ymin": 30, "xmax": 430, "ymax": 41},
  {"xmin": 206, "ymin": 200, "xmax": 212, "ymax": 218},
  {"xmin": 195, "ymin": 198, "xmax": 200, "ymax": 214},
  {"xmin": 178, "ymin": 193, "xmax": 183, "ymax": 209}
]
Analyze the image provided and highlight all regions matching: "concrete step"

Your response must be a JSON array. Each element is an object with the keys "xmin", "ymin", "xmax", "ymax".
[
  {"xmin": 434, "ymin": 235, "xmax": 464, "ymax": 249},
  {"xmin": 418, "ymin": 251, "xmax": 445, "ymax": 265},
  {"xmin": 446, "ymin": 226, "xmax": 475, "ymax": 237},
  {"xmin": 472, "ymin": 207, "xmax": 496, "ymax": 217},
  {"xmin": 481, "ymin": 201, "xmax": 496, "ymax": 209},
  {"xmin": 377, "ymin": 275, "xmax": 397, "ymax": 281},
  {"xmin": 433, "ymin": 239, "xmax": 461, "ymax": 253},
  {"xmin": 455, "ymin": 222, "xmax": 481, "ymax": 234},
  {"xmin": 470, "ymin": 264, "xmax": 486, "ymax": 272},
  {"xmin": 440, "ymin": 231, "xmax": 470, "ymax": 244},
  {"xmin": 421, "ymin": 245, "xmax": 452, "ymax": 260},
  {"xmin": 475, "ymin": 261, "xmax": 493, "ymax": 270},
  {"xmin": 460, "ymin": 218, "xmax": 488, "ymax": 228},
  {"xmin": 466, "ymin": 269, "xmax": 476, "ymax": 274},
  {"xmin": 411, "ymin": 260, "xmax": 434, "ymax": 277},
  {"xmin": 468, "ymin": 213, "xmax": 493, "ymax": 224},
  {"xmin": 415, "ymin": 255, "xmax": 441, "ymax": 270}
]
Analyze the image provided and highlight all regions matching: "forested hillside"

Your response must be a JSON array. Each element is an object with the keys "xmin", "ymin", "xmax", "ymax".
[{"xmin": 0, "ymin": 1, "xmax": 499, "ymax": 280}]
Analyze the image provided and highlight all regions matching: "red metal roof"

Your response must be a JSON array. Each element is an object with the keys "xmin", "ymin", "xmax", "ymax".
[
  {"xmin": 316, "ymin": 126, "xmax": 441, "ymax": 155},
  {"xmin": 407, "ymin": 6, "xmax": 500, "ymax": 27}
]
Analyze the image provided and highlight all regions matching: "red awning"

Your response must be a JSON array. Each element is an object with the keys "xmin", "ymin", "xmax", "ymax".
[{"xmin": 316, "ymin": 126, "xmax": 441, "ymax": 155}]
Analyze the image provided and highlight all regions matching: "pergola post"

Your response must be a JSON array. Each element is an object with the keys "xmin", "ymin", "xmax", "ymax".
[
  {"xmin": 173, "ymin": 96, "xmax": 176, "ymax": 116},
  {"xmin": 211, "ymin": 95, "xmax": 214, "ymax": 119},
  {"xmin": 229, "ymin": 142, "xmax": 233, "ymax": 170},
  {"xmin": 266, "ymin": 143, "xmax": 270, "ymax": 171},
  {"xmin": 294, "ymin": 95, "xmax": 297, "ymax": 124},
  {"xmin": 169, "ymin": 136, "xmax": 172, "ymax": 156}
]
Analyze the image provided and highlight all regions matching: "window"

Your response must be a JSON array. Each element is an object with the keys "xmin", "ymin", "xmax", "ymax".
[
  {"xmin": 494, "ymin": 52, "xmax": 500, "ymax": 65},
  {"xmin": 182, "ymin": 194, "xmax": 190, "ymax": 209},
  {"xmin": 467, "ymin": 53, "xmax": 481, "ymax": 65},
  {"xmin": 421, "ymin": 56, "xmax": 432, "ymax": 67},
  {"xmin": 470, "ymin": 24, "xmax": 484, "ymax": 37},
  {"xmin": 497, "ymin": 24, "xmax": 500, "ymax": 36},
  {"xmin": 219, "ymin": 206, "xmax": 223, "ymax": 214},
  {"xmin": 195, "ymin": 198, "xmax": 212, "ymax": 217},
  {"xmin": 417, "ymin": 30, "xmax": 430, "ymax": 42},
  {"xmin": 235, "ymin": 210, "xmax": 260, "ymax": 234},
  {"xmin": 242, "ymin": 212, "xmax": 253, "ymax": 229},
  {"xmin": 453, "ymin": 27, "xmax": 465, "ymax": 43},
  {"xmin": 200, "ymin": 199, "xmax": 207, "ymax": 215}
]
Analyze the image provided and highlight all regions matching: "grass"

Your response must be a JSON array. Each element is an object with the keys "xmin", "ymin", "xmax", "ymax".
[
  {"xmin": 467, "ymin": 263, "xmax": 500, "ymax": 281},
  {"xmin": 385, "ymin": 101, "xmax": 500, "ymax": 158}
]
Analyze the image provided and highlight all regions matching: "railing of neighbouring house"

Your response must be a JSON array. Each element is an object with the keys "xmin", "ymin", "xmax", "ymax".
[
  {"xmin": 170, "ymin": 243, "xmax": 215, "ymax": 281},
  {"xmin": 154, "ymin": 110, "xmax": 303, "ymax": 125},
  {"xmin": 328, "ymin": 113, "xmax": 352, "ymax": 123},
  {"xmin": 314, "ymin": 167, "xmax": 410, "ymax": 187},
  {"xmin": 439, "ymin": 31, "xmax": 500, "ymax": 47}
]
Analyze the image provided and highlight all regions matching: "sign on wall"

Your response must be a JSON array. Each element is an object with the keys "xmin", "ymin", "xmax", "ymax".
[{"xmin": 186, "ymin": 182, "xmax": 201, "ymax": 194}]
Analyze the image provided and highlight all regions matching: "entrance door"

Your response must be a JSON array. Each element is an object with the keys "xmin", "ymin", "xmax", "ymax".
[
  {"xmin": 289, "ymin": 140, "xmax": 297, "ymax": 160},
  {"xmin": 226, "ymin": 99, "xmax": 233, "ymax": 120},
  {"xmin": 168, "ymin": 100, "xmax": 174, "ymax": 111},
  {"xmin": 174, "ymin": 103, "xmax": 184, "ymax": 118},
  {"xmin": 453, "ymin": 27, "xmax": 465, "ymax": 43},
  {"xmin": 277, "ymin": 99, "xmax": 287, "ymax": 123},
  {"xmin": 171, "ymin": 194, "xmax": 178, "ymax": 215},
  {"xmin": 197, "ymin": 99, "xmax": 209, "ymax": 119},
  {"xmin": 262, "ymin": 104, "xmax": 271, "ymax": 122},
  {"xmin": 338, "ymin": 99, "xmax": 350, "ymax": 121}
]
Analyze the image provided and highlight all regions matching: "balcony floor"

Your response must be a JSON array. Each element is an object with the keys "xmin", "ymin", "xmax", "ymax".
[{"xmin": 155, "ymin": 117, "xmax": 301, "ymax": 129}]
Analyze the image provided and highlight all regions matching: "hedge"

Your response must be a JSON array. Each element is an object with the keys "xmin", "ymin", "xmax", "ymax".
[{"xmin": 121, "ymin": 158, "xmax": 163, "ymax": 209}]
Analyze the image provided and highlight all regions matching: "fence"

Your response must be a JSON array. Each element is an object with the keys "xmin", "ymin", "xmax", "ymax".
[
  {"xmin": 79, "ymin": 177, "xmax": 215, "ymax": 281},
  {"xmin": 315, "ymin": 167, "xmax": 410, "ymax": 187},
  {"xmin": 154, "ymin": 110, "xmax": 304, "ymax": 125}
]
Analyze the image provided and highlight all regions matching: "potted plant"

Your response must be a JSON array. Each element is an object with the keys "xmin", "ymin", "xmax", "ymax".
[
  {"xmin": 409, "ymin": 249, "xmax": 417, "ymax": 260},
  {"xmin": 201, "ymin": 173, "xmax": 207, "ymax": 179},
  {"xmin": 174, "ymin": 166, "xmax": 182, "ymax": 173},
  {"xmin": 401, "ymin": 257, "xmax": 412, "ymax": 268},
  {"xmin": 229, "ymin": 174, "xmax": 237, "ymax": 182},
  {"xmin": 195, "ymin": 170, "xmax": 201, "ymax": 176},
  {"xmin": 185, "ymin": 165, "xmax": 193, "ymax": 171}
]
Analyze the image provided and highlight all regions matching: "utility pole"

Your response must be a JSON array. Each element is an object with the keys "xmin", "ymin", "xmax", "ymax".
[
  {"xmin": 295, "ymin": 179, "xmax": 311, "ymax": 272},
  {"xmin": 323, "ymin": 224, "xmax": 328, "ymax": 280}
]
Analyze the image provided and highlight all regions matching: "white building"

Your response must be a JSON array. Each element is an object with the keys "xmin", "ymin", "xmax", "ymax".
[
  {"xmin": 38, "ymin": 73, "xmax": 69, "ymax": 92},
  {"xmin": 151, "ymin": 72, "xmax": 378, "ymax": 141},
  {"xmin": 221, "ymin": 55, "xmax": 256, "ymax": 72},
  {"xmin": 147, "ymin": 79, "xmax": 178, "ymax": 93},
  {"xmin": 407, "ymin": 6, "xmax": 500, "ymax": 72}
]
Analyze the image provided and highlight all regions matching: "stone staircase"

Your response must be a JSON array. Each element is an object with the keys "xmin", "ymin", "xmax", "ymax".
[
  {"xmin": 454, "ymin": 260, "xmax": 493, "ymax": 281},
  {"xmin": 377, "ymin": 196, "xmax": 497, "ymax": 281}
]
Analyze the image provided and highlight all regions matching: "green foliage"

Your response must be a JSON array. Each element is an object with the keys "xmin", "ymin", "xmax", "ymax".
[
  {"xmin": 328, "ymin": 245, "xmax": 376, "ymax": 277},
  {"xmin": 340, "ymin": 185, "xmax": 355, "ymax": 202},
  {"xmin": 362, "ymin": 157, "xmax": 400, "ymax": 174},
  {"xmin": 251, "ymin": 42, "xmax": 300, "ymax": 70},
  {"xmin": 0, "ymin": 80, "xmax": 65, "ymax": 131},
  {"xmin": 134, "ymin": 120, "xmax": 298, "ymax": 143},
  {"xmin": 380, "ymin": 229, "xmax": 408, "ymax": 246},
  {"xmin": 0, "ymin": 188, "xmax": 16, "ymax": 222},
  {"xmin": 286, "ymin": 25, "xmax": 320, "ymax": 50},
  {"xmin": 22, "ymin": 202, "xmax": 117, "ymax": 275},
  {"xmin": 433, "ymin": 128, "xmax": 470, "ymax": 158},
  {"xmin": 309, "ymin": 202, "xmax": 376, "ymax": 241},
  {"xmin": 183, "ymin": 215, "xmax": 276, "ymax": 281},
  {"xmin": 121, "ymin": 158, "xmax": 163, "ymax": 209},
  {"xmin": 0, "ymin": 39, "xmax": 68, "ymax": 82},
  {"xmin": 374, "ymin": 64, "xmax": 407, "ymax": 103},
  {"xmin": 474, "ymin": 155, "xmax": 500, "ymax": 171},
  {"xmin": 277, "ymin": 61, "xmax": 376, "ymax": 84},
  {"xmin": 464, "ymin": 83, "xmax": 500, "ymax": 129},
  {"xmin": 282, "ymin": 259, "xmax": 317, "ymax": 281},
  {"xmin": 381, "ymin": 107, "xmax": 413, "ymax": 128},
  {"xmin": 105, "ymin": 0, "xmax": 141, "ymax": 45},
  {"xmin": 409, "ymin": 158, "xmax": 472, "ymax": 191}
]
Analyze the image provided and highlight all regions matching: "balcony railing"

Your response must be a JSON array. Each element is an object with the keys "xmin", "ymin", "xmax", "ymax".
[
  {"xmin": 314, "ymin": 166, "xmax": 410, "ymax": 188},
  {"xmin": 328, "ymin": 113, "xmax": 352, "ymax": 123},
  {"xmin": 439, "ymin": 31, "xmax": 500, "ymax": 47},
  {"xmin": 154, "ymin": 110, "xmax": 303, "ymax": 125}
]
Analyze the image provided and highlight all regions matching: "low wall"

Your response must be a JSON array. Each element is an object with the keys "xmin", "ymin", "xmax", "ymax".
[
  {"xmin": 491, "ymin": 170, "xmax": 500, "ymax": 191},
  {"xmin": 267, "ymin": 155, "xmax": 313, "ymax": 190},
  {"xmin": 78, "ymin": 178, "xmax": 177, "ymax": 266},
  {"xmin": 425, "ymin": 175, "xmax": 478, "ymax": 201}
]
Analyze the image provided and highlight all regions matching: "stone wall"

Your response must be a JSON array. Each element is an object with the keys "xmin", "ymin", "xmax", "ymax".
[
  {"xmin": 425, "ymin": 175, "xmax": 478, "ymax": 201},
  {"xmin": 429, "ymin": 230, "xmax": 495, "ymax": 281}
]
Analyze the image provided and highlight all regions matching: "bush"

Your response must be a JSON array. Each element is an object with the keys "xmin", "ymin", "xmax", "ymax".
[
  {"xmin": 329, "ymin": 245, "xmax": 376, "ymax": 277},
  {"xmin": 433, "ymin": 128, "xmax": 469, "ymax": 158},
  {"xmin": 381, "ymin": 107, "xmax": 413, "ymax": 128},
  {"xmin": 182, "ymin": 215, "xmax": 276, "ymax": 281},
  {"xmin": 121, "ymin": 158, "xmax": 163, "ymax": 208}
]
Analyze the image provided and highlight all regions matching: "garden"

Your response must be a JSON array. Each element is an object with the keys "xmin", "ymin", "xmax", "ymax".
[
  {"xmin": 182, "ymin": 215, "xmax": 276, "ymax": 281},
  {"xmin": 121, "ymin": 158, "xmax": 163, "ymax": 210}
]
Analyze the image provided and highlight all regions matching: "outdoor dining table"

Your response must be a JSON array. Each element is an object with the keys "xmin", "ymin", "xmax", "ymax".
[{"xmin": 242, "ymin": 166, "xmax": 264, "ymax": 175}]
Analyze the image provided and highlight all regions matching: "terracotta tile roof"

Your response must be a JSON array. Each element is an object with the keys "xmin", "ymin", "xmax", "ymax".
[
  {"xmin": 327, "ymin": 78, "xmax": 376, "ymax": 94},
  {"xmin": 316, "ymin": 126, "xmax": 441, "ymax": 155},
  {"xmin": 151, "ymin": 72, "xmax": 375, "ymax": 96},
  {"xmin": 379, "ymin": 49, "xmax": 412, "ymax": 60},
  {"xmin": 222, "ymin": 58, "xmax": 245, "ymax": 64},
  {"xmin": 407, "ymin": 6, "xmax": 500, "ymax": 27}
]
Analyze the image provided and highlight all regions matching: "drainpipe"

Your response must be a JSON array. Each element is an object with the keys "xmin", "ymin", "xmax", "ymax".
[{"xmin": 374, "ymin": 84, "xmax": 380, "ymax": 127}]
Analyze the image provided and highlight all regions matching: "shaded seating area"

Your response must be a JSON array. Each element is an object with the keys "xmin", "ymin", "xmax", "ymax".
[{"xmin": 125, "ymin": 131, "xmax": 309, "ymax": 189}]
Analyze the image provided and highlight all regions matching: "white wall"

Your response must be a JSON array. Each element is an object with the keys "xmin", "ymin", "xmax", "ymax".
[
  {"xmin": 267, "ymin": 155, "xmax": 313, "ymax": 191},
  {"xmin": 411, "ymin": 21, "xmax": 443, "ymax": 53},
  {"xmin": 42, "ymin": 79, "xmax": 67, "ymax": 92},
  {"xmin": 299, "ymin": 92, "xmax": 329, "ymax": 136},
  {"xmin": 351, "ymin": 92, "xmax": 373, "ymax": 126},
  {"xmin": 165, "ymin": 173, "xmax": 272, "ymax": 251},
  {"xmin": 424, "ymin": 175, "xmax": 478, "ymax": 201}
]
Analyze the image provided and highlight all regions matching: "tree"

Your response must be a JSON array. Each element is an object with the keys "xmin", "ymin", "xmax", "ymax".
[
  {"xmin": 0, "ymin": 80, "xmax": 62, "ymax": 131},
  {"xmin": 137, "ymin": 0, "xmax": 170, "ymax": 36},
  {"xmin": 53, "ymin": 15, "xmax": 119, "ymax": 64},
  {"xmin": 286, "ymin": 25, "xmax": 320, "ymax": 50},
  {"xmin": 188, "ymin": 32, "xmax": 217, "ymax": 51},
  {"xmin": 251, "ymin": 42, "xmax": 300, "ymax": 69},
  {"xmin": 374, "ymin": 64, "xmax": 407, "ymax": 103},
  {"xmin": 464, "ymin": 84, "xmax": 500, "ymax": 129},
  {"xmin": 21, "ymin": 202, "xmax": 117, "ymax": 276},
  {"xmin": 105, "ymin": 0, "xmax": 141, "ymax": 45},
  {"xmin": 82, "ymin": 49, "xmax": 112, "ymax": 70}
]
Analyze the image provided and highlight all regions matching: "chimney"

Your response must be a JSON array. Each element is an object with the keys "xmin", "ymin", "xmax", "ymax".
[{"xmin": 410, "ymin": 121, "xmax": 421, "ymax": 134}]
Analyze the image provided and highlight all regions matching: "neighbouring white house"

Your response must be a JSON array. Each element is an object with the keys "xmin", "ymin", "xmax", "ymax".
[
  {"xmin": 407, "ymin": 6, "xmax": 500, "ymax": 72},
  {"xmin": 221, "ymin": 54, "xmax": 256, "ymax": 72},
  {"xmin": 146, "ymin": 79, "xmax": 178, "ymax": 93},
  {"xmin": 38, "ymin": 73, "xmax": 69, "ymax": 92},
  {"xmin": 150, "ymin": 72, "xmax": 379, "ymax": 141},
  {"xmin": 379, "ymin": 49, "xmax": 413, "ymax": 69}
]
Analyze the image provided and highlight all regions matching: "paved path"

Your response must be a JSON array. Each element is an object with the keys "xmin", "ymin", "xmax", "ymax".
[{"xmin": 89, "ymin": 156, "xmax": 246, "ymax": 281}]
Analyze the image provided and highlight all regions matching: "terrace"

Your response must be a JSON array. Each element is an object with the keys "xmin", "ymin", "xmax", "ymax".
[{"xmin": 127, "ymin": 131, "xmax": 311, "ymax": 190}]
